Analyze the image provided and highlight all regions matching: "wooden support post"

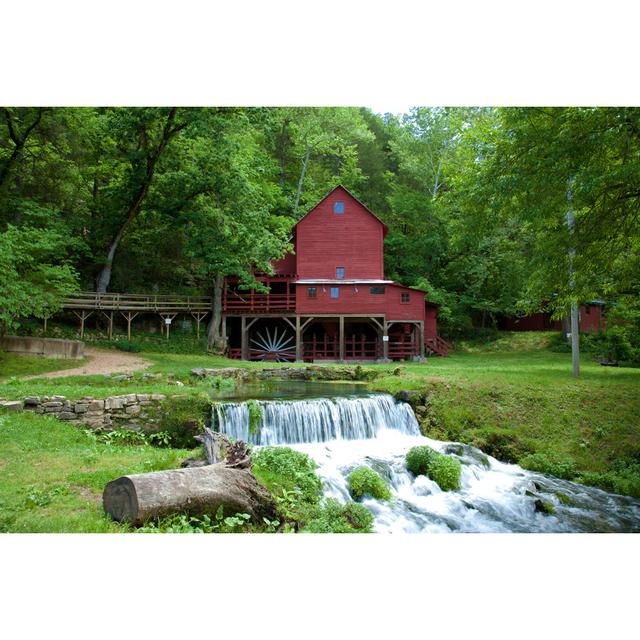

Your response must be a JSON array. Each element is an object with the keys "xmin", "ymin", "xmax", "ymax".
[
  {"xmin": 73, "ymin": 310, "xmax": 93, "ymax": 339},
  {"xmin": 191, "ymin": 312, "xmax": 208, "ymax": 341},
  {"xmin": 383, "ymin": 320, "xmax": 389, "ymax": 360},
  {"xmin": 101, "ymin": 311, "xmax": 114, "ymax": 340},
  {"xmin": 160, "ymin": 314, "xmax": 177, "ymax": 340},
  {"xmin": 295, "ymin": 315, "xmax": 302, "ymax": 362},
  {"xmin": 120, "ymin": 312, "xmax": 139, "ymax": 341},
  {"xmin": 339, "ymin": 316, "xmax": 345, "ymax": 362},
  {"xmin": 241, "ymin": 316, "xmax": 247, "ymax": 360},
  {"xmin": 43, "ymin": 316, "xmax": 48, "ymax": 334},
  {"xmin": 418, "ymin": 321, "xmax": 424, "ymax": 357}
]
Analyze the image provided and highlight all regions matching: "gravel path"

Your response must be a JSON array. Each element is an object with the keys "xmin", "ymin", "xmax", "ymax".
[{"xmin": 23, "ymin": 347, "xmax": 151, "ymax": 379}]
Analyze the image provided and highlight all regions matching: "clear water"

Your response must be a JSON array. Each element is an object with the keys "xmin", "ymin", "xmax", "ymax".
[{"xmin": 213, "ymin": 393, "xmax": 640, "ymax": 533}]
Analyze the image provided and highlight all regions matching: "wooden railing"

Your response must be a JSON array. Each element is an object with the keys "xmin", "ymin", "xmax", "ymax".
[
  {"xmin": 388, "ymin": 338, "xmax": 419, "ymax": 360},
  {"xmin": 62, "ymin": 292, "xmax": 211, "ymax": 312},
  {"xmin": 426, "ymin": 336, "xmax": 451, "ymax": 357},
  {"xmin": 223, "ymin": 291, "xmax": 296, "ymax": 312}
]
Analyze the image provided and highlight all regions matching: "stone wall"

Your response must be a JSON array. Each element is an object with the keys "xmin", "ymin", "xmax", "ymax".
[
  {"xmin": 0, "ymin": 336, "xmax": 84, "ymax": 359},
  {"xmin": 0, "ymin": 393, "xmax": 168, "ymax": 431}
]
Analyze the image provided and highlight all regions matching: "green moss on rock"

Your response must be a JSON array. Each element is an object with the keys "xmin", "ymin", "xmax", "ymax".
[
  {"xmin": 406, "ymin": 446, "xmax": 440, "ymax": 476},
  {"xmin": 348, "ymin": 466, "xmax": 392, "ymax": 501},
  {"xmin": 429, "ymin": 455, "xmax": 462, "ymax": 491}
]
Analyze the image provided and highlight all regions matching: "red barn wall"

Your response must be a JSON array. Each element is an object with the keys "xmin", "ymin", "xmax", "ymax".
[
  {"xmin": 424, "ymin": 305, "xmax": 438, "ymax": 339},
  {"xmin": 295, "ymin": 187, "xmax": 384, "ymax": 280},
  {"xmin": 580, "ymin": 305, "xmax": 604, "ymax": 332},
  {"xmin": 296, "ymin": 283, "xmax": 424, "ymax": 321}
]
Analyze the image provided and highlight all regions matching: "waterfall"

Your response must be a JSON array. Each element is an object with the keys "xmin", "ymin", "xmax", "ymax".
[{"xmin": 213, "ymin": 394, "xmax": 420, "ymax": 445}]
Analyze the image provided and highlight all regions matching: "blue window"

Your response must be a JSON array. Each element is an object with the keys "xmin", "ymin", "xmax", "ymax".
[
  {"xmin": 333, "ymin": 201, "xmax": 345, "ymax": 214},
  {"xmin": 330, "ymin": 287, "xmax": 340, "ymax": 298},
  {"xmin": 336, "ymin": 267, "xmax": 345, "ymax": 279}
]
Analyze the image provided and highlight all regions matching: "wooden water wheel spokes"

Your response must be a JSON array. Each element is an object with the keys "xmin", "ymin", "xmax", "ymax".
[{"xmin": 250, "ymin": 325, "xmax": 296, "ymax": 362}]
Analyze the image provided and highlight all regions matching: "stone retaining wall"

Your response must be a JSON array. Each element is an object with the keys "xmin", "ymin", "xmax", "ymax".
[
  {"xmin": 0, "ymin": 336, "xmax": 84, "ymax": 359},
  {"xmin": 0, "ymin": 393, "xmax": 168, "ymax": 431}
]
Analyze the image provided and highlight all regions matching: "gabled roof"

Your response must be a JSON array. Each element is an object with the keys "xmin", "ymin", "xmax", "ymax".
[{"xmin": 293, "ymin": 185, "xmax": 389, "ymax": 237}]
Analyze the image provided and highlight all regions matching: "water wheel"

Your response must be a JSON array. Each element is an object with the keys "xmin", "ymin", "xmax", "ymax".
[{"xmin": 250, "ymin": 326, "xmax": 296, "ymax": 362}]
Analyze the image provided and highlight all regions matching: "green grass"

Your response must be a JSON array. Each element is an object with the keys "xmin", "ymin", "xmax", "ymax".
[
  {"xmin": 1, "ymin": 329, "xmax": 639, "ymax": 530},
  {"xmin": 0, "ymin": 352, "xmax": 83, "ymax": 382},
  {"xmin": 0, "ymin": 410, "xmax": 193, "ymax": 532}
]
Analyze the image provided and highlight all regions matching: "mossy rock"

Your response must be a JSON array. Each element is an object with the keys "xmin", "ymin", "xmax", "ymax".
[
  {"xmin": 348, "ymin": 466, "xmax": 392, "ymax": 501},
  {"xmin": 406, "ymin": 446, "xmax": 440, "ymax": 476},
  {"xmin": 429, "ymin": 455, "xmax": 462, "ymax": 491}
]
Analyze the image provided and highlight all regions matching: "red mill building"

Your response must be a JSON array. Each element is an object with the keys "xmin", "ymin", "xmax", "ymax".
[{"xmin": 222, "ymin": 186, "xmax": 448, "ymax": 362}]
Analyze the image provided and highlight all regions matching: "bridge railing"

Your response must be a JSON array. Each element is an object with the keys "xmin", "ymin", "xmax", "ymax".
[{"xmin": 62, "ymin": 292, "xmax": 211, "ymax": 312}]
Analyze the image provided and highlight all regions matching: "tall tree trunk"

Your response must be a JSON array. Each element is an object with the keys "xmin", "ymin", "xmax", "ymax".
[
  {"xmin": 293, "ymin": 146, "xmax": 311, "ymax": 214},
  {"xmin": 95, "ymin": 108, "xmax": 185, "ymax": 293},
  {"xmin": 207, "ymin": 273, "xmax": 226, "ymax": 351},
  {"xmin": 0, "ymin": 108, "xmax": 44, "ymax": 189}
]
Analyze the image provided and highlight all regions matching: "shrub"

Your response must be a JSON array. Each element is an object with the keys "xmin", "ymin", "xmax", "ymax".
[
  {"xmin": 301, "ymin": 498, "xmax": 374, "ymax": 533},
  {"xmin": 342, "ymin": 502, "xmax": 374, "ymax": 531},
  {"xmin": 406, "ymin": 446, "xmax": 440, "ymax": 476},
  {"xmin": 429, "ymin": 455, "xmax": 462, "ymax": 491},
  {"xmin": 112, "ymin": 340, "xmax": 142, "ymax": 353},
  {"xmin": 157, "ymin": 394, "xmax": 210, "ymax": 448},
  {"xmin": 519, "ymin": 452, "xmax": 577, "ymax": 480},
  {"xmin": 252, "ymin": 446, "xmax": 322, "ymax": 504},
  {"xmin": 348, "ymin": 466, "xmax": 392, "ymax": 501}
]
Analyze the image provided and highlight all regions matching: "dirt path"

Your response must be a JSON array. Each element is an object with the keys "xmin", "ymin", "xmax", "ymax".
[{"xmin": 23, "ymin": 347, "xmax": 151, "ymax": 379}]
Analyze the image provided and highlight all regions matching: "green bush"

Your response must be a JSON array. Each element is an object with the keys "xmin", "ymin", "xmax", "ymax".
[
  {"xmin": 348, "ymin": 466, "xmax": 392, "ymax": 501},
  {"xmin": 429, "ymin": 455, "xmax": 462, "ymax": 491},
  {"xmin": 519, "ymin": 452, "xmax": 577, "ymax": 480},
  {"xmin": 112, "ymin": 340, "xmax": 142, "ymax": 353},
  {"xmin": 301, "ymin": 498, "xmax": 374, "ymax": 533},
  {"xmin": 406, "ymin": 446, "xmax": 440, "ymax": 476},
  {"xmin": 252, "ymin": 446, "xmax": 322, "ymax": 504},
  {"xmin": 576, "ymin": 461, "xmax": 640, "ymax": 498},
  {"xmin": 157, "ymin": 394, "xmax": 210, "ymax": 448}
]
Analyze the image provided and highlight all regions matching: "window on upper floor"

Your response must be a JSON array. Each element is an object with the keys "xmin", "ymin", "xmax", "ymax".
[
  {"xmin": 308, "ymin": 287, "xmax": 317, "ymax": 298},
  {"xmin": 401, "ymin": 292, "xmax": 410, "ymax": 303},
  {"xmin": 336, "ymin": 267, "xmax": 345, "ymax": 279},
  {"xmin": 333, "ymin": 201, "xmax": 345, "ymax": 214},
  {"xmin": 370, "ymin": 286, "xmax": 385, "ymax": 295},
  {"xmin": 330, "ymin": 287, "xmax": 340, "ymax": 298}
]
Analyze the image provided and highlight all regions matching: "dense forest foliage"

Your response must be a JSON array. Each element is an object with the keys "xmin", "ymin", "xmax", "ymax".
[{"xmin": 1, "ymin": 107, "xmax": 639, "ymax": 343}]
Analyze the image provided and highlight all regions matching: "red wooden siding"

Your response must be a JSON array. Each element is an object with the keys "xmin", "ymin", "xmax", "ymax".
[
  {"xmin": 296, "ymin": 283, "xmax": 425, "ymax": 322},
  {"xmin": 502, "ymin": 305, "xmax": 605, "ymax": 333},
  {"xmin": 295, "ymin": 186, "xmax": 385, "ymax": 280}
]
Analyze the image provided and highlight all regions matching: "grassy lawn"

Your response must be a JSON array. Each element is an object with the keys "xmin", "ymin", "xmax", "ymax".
[
  {"xmin": 0, "ymin": 351, "xmax": 84, "ymax": 382},
  {"xmin": 0, "ymin": 410, "xmax": 191, "ymax": 532},
  {"xmin": 1, "ymin": 330, "xmax": 639, "ymax": 532}
]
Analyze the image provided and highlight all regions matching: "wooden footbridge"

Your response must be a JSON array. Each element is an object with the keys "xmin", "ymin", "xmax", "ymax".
[{"xmin": 61, "ymin": 292, "xmax": 211, "ymax": 339}]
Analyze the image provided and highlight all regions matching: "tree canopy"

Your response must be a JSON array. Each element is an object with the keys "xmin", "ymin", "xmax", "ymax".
[{"xmin": 1, "ymin": 106, "xmax": 638, "ymax": 337}]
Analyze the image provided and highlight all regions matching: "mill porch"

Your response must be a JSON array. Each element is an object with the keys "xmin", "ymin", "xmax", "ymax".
[{"xmin": 223, "ymin": 314, "xmax": 425, "ymax": 362}]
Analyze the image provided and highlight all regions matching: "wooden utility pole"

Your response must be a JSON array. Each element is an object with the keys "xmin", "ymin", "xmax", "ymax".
[{"xmin": 567, "ymin": 177, "xmax": 580, "ymax": 377}]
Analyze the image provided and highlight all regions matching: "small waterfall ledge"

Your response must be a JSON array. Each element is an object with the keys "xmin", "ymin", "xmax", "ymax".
[{"xmin": 213, "ymin": 394, "xmax": 420, "ymax": 445}]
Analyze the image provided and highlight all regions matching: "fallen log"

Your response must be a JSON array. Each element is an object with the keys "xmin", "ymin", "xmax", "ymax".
[{"xmin": 103, "ymin": 463, "xmax": 278, "ymax": 526}]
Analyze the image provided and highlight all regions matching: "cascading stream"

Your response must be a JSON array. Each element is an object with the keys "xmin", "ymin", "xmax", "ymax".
[{"xmin": 212, "ymin": 393, "xmax": 640, "ymax": 532}]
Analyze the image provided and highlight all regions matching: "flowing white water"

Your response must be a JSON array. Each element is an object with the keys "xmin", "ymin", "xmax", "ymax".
[
  {"xmin": 213, "ymin": 394, "xmax": 640, "ymax": 532},
  {"xmin": 214, "ymin": 394, "xmax": 420, "ymax": 445}
]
